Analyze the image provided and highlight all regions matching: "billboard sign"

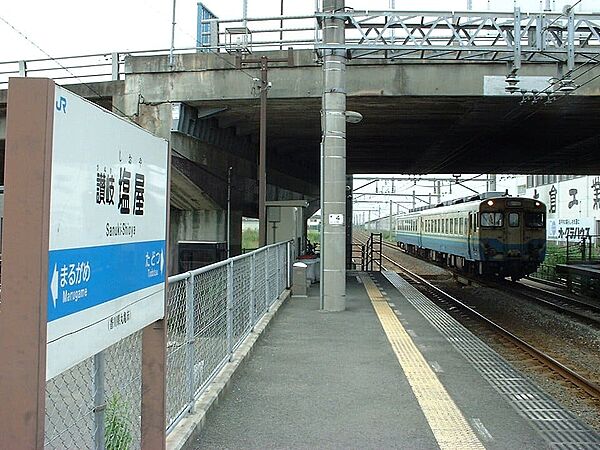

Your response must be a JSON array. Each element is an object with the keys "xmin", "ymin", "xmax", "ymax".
[
  {"xmin": 46, "ymin": 87, "xmax": 169, "ymax": 380},
  {"xmin": 547, "ymin": 217, "xmax": 595, "ymax": 242}
]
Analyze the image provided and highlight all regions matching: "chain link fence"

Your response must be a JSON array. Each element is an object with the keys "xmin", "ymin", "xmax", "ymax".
[
  {"xmin": 43, "ymin": 241, "xmax": 292, "ymax": 448},
  {"xmin": 165, "ymin": 241, "xmax": 292, "ymax": 432},
  {"xmin": 45, "ymin": 331, "xmax": 143, "ymax": 450}
]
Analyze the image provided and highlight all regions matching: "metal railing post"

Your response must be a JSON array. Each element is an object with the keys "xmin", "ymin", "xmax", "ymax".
[
  {"xmin": 265, "ymin": 247, "xmax": 270, "ymax": 309},
  {"xmin": 277, "ymin": 245, "xmax": 282, "ymax": 297},
  {"xmin": 111, "ymin": 52, "xmax": 120, "ymax": 80},
  {"xmin": 250, "ymin": 253, "xmax": 256, "ymax": 330},
  {"xmin": 227, "ymin": 261, "xmax": 234, "ymax": 359},
  {"xmin": 93, "ymin": 351, "xmax": 106, "ymax": 450},
  {"xmin": 286, "ymin": 241, "xmax": 292, "ymax": 288},
  {"xmin": 185, "ymin": 273, "xmax": 196, "ymax": 412}
]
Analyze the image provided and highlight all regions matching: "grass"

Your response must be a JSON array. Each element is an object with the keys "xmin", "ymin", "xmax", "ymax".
[
  {"xmin": 105, "ymin": 394, "xmax": 132, "ymax": 450},
  {"xmin": 242, "ymin": 228, "xmax": 258, "ymax": 252}
]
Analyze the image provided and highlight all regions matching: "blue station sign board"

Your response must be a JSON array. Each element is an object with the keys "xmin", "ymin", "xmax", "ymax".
[{"xmin": 46, "ymin": 87, "xmax": 169, "ymax": 380}]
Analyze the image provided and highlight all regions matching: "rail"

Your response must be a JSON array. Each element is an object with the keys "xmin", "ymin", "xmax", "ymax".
[
  {"xmin": 382, "ymin": 255, "xmax": 600, "ymax": 399},
  {"xmin": 3, "ymin": 9, "xmax": 600, "ymax": 88}
]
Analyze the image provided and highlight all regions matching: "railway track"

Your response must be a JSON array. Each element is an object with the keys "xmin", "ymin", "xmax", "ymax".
[
  {"xmin": 379, "ymin": 252, "xmax": 600, "ymax": 400},
  {"xmin": 497, "ymin": 279, "xmax": 600, "ymax": 327},
  {"xmin": 353, "ymin": 232, "xmax": 600, "ymax": 399},
  {"xmin": 355, "ymin": 232, "xmax": 600, "ymax": 328}
]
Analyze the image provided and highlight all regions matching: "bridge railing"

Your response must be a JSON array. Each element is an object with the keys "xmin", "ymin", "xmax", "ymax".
[
  {"xmin": 0, "ymin": 47, "xmax": 204, "ymax": 89},
  {"xmin": 201, "ymin": 9, "xmax": 600, "ymax": 65},
  {"xmin": 3, "ymin": 9, "xmax": 600, "ymax": 89},
  {"xmin": 43, "ymin": 241, "xmax": 292, "ymax": 448}
]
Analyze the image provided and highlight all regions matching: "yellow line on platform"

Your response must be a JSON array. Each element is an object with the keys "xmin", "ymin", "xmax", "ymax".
[{"xmin": 360, "ymin": 273, "xmax": 485, "ymax": 450}]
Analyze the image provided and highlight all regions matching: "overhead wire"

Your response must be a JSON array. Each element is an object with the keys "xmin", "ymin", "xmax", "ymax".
[
  {"xmin": 0, "ymin": 10, "xmax": 261, "ymax": 189},
  {"xmin": 0, "ymin": 14, "xmax": 135, "ymax": 119}
]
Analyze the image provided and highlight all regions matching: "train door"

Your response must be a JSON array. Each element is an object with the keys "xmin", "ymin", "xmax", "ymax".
[
  {"xmin": 506, "ymin": 210, "xmax": 522, "ymax": 256},
  {"xmin": 467, "ymin": 212, "xmax": 474, "ymax": 259}
]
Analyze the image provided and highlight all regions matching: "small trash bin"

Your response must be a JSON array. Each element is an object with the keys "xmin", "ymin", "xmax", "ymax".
[{"xmin": 292, "ymin": 262, "xmax": 308, "ymax": 297}]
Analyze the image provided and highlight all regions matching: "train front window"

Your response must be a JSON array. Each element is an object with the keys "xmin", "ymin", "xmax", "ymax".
[
  {"xmin": 480, "ymin": 212, "xmax": 503, "ymax": 227},
  {"xmin": 525, "ymin": 212, "xmax": 545, "ymax": 228},
  {"xmin": 508, "ymin": 212, "xmax": 519, "ymax": 227}
]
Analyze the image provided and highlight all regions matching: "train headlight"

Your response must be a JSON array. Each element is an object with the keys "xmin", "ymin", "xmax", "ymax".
[
  {"xmin": 487, "ymin": 200, "xmax": 494, "ymax": 206},
  {"xmin": 535, "ymin": 201, "xmax": 541, "ymax": 207}
]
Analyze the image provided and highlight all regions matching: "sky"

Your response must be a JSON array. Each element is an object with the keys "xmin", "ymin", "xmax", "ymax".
[{"xmin": 0, "ymin": 0, "xmax": 597, "ymax": 62}]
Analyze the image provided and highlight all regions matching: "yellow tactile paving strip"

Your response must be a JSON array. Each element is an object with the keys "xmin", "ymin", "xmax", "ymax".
[{"xmin": 360, "ymin": 273, "xmax": 485, "ymax": 450}]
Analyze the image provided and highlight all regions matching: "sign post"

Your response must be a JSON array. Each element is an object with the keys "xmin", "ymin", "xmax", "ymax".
[{"xmin": 0, "ymin": 78, "xmax": 169, "ymax": 448}]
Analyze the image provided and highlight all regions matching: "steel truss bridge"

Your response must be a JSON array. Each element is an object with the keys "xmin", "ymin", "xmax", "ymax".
[{"xmin": 2, "ymin": 9, "xmax": 600, "ymax": 87}]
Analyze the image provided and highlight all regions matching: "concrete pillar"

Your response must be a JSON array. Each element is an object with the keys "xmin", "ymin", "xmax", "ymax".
[
  {"xmin": 321, "ymin": 0, "xmax": 346, "ymax": 311},
  {"xmin": 488, "ymin": 174, "xmax": 497, "ymax": 192}
]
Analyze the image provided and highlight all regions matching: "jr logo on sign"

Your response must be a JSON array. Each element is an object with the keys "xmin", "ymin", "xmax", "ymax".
[{"xmin": 56, "ymin": 96, "xmax": 67, "ymax": 114}]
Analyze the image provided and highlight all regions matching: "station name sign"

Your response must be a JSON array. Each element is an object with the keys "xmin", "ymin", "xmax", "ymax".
[{"xmin": 46, "ymin": 87, "xmax": 169, "ymax": 380}]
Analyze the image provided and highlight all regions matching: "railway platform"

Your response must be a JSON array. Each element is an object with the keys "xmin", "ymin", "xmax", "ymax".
[
  {"xmin": 556, "ymin": 263, "xmax": 600, "ymax": 295},
  {"xmin": 193, "ymin": 272, "xmax": 600, "ymax": 449}
]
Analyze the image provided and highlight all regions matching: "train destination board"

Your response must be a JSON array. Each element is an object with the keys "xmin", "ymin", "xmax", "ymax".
[{"xmin": 46, "ymin": 86, "xmax": 169, "ymax": 380}]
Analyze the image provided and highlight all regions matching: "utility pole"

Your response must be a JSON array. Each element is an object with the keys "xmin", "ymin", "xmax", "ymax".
[
  {"xmin": 239, "ymin": 50, "xmax": 294, "ymax": 247},
  {"xmin": 280, "ymin": 0, "xmax": 284, "ymax": 50},
  {"xmin": 321, "ymin": 0, "xmax": 346, "ymax": 311},
  {"xmin": 169, "ymin": 0, "xmax": 177, "ymax": 68}
]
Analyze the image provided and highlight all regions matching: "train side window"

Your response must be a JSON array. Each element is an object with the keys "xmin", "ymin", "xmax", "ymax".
[{"xmin": 508, "ymin": 212, "xmax": 519, "ymax": 227}]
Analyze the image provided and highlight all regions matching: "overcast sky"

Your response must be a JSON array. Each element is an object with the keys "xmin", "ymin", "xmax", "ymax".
[{"xmin": 0, "ymin": 0, "xmax": 596, "ymax": 62}]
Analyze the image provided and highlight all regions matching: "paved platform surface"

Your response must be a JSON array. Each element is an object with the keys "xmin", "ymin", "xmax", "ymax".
[{"xmin": 194, "ymin": 273, "xmax": 597, "ymax": 449}]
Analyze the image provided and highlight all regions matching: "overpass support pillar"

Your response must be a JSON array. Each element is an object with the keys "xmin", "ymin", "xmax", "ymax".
[{"xmin": 320, "ymin": 0, "xmax": 346, "ymax": 311}]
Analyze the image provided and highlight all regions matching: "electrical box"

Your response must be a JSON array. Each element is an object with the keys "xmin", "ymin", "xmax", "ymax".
[{"xmin": 266, "ymin": 200, "xmax": 308, "ymax": 257}]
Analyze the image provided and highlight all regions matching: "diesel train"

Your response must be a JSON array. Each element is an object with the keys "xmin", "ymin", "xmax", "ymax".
[{"xmin": 395, "ymin": 193, "xmax": 547, "ymax": 280}]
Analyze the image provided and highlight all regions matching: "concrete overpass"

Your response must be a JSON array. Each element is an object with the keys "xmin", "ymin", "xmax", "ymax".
[{"xmin": 119, "ymin": 49, "xmax": 600, "ymax": 178}]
